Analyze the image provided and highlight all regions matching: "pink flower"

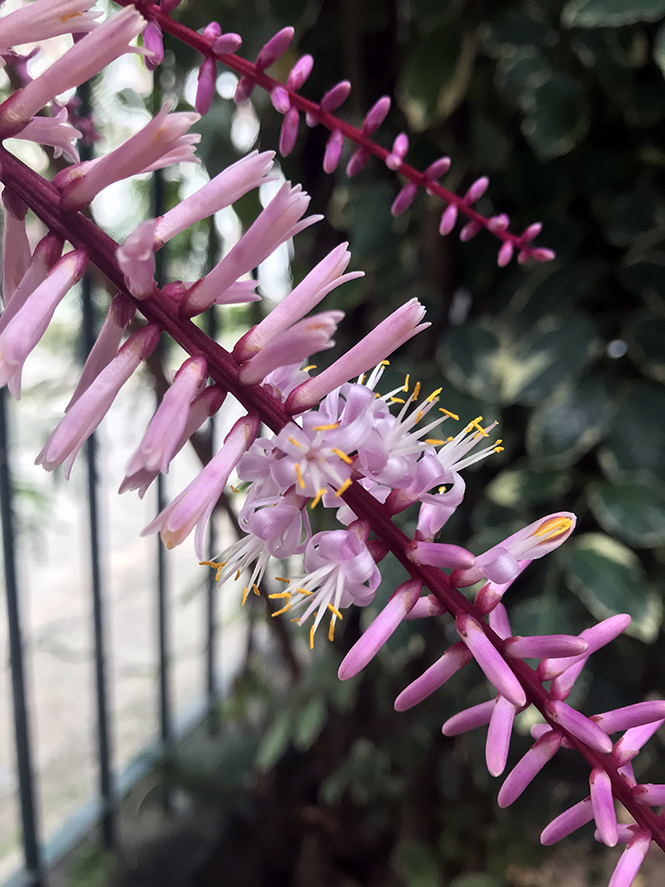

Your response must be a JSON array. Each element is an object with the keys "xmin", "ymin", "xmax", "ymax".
[
  {"xmin": 36, "ymin": 324, "xmax": 160, "ymax": 478},
  {"xmin": 0, "ymin": 0, "xmax": 99, "ymax": 54},
  {"xmin": 142, "ymin": 414, "xmax": 260, "ymax": 558},
  {"xmin": 117, "ymin": 220, "xmax": 157, "ymax": 299}
]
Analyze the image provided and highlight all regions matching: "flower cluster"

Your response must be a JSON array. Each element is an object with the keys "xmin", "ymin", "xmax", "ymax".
[{"xmin": 0, "ymin": 4, "xmax": 662, "ymax": 887}]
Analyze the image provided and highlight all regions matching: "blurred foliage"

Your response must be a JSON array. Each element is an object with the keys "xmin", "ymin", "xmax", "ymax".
[{"xmin": 106, "ymin": 0, "xmax": 665, "ymax": 883}]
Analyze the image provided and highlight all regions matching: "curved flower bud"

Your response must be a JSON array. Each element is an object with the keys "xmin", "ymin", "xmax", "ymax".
[
  {"xmin": 456, "ymin": 614, "xmax": 526, "ymax": 708},
  {"xmin": 395, "ymin": 642, "xmax": 471, "ymax": 711}
]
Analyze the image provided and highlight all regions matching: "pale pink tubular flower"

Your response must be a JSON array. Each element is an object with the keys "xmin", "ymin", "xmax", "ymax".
[
  {"xmin": 613, "ymin": 719, "xmax": 664, "ymax": 766},
  {"xmin": 394, "ymin": 642, "xmax": 472, "ymax": 711},
  {"xmin": 196, "ymin": 57, "xmax": 217, "ymax": 115},
  {"xmin": 238, "ymin": 310, "xmax": 343, "ymax": 385},
  {"xmin": 57, "ymin": 104, "xmax": 200, "ymax": 210},
  {"xmin": 0, "ymin": 249, "xmax": 88, "ymax": 398},
  {"xmin": 67, "ymin": 295, "xmax": 135, "ymax": 410},
  {"xmin": 279, "ymin": 108, "xmax": 299, "ymax": 156},
  {"xmin": 285, "ymin": 298, "xmax": 429, "ymax": 413},
  {"xmin": 607, "ymin": 832, "xmax": 651, "ymax": 887},
  {"xmin": 442, "ymin": 700, "xmax": 496, "ymax": 736},
  {"xmin": 184, "ymin": 182, "xmax": 318, "ymax": 315},
  {"xmin": 323, "ymin": 130, "xmax": 344, "ymax": 173},
  {"xmin": 590, "ymin": 767, "xmax": 618, "ymax": 847},
  {"xmin": 338, "ymin": 579, "xmax": 422, "ymax": 679},
  {"xmin": 592, "ymin": 701, "xmax": 665, "ymax": 735},
  {"xmin": 541, "ymin": 796, "xmax": 594, "ymax": 845},
  {"xmin": 545, "ymin": 699, "xmax": 613, "ymax": 753},
  {"xmin": 234, "ymin": 243, "xmax": 362, "ymax": 361},
  {"xmin": 455, "ymin": 613, "xmax": 526, "ymax": 708},
  {"xmin": 123, "ymin": 356, "xmax": 208, "ymax": 480},
  {"xmin": 486, "ymin": 694, "xmax": 516, "ymax": 777},
  {"xmin": 153, "ymin": 150, "xmax": 274, "ymax": 247},
  {"xmin": 0, "ymin": 231, "xmax": 62, "ymax": 321},
  {"xmin": 120, "ymin": 385, "xmax": 225, "ymax": 498},
  {"xmin": 36, "ymin": 324, "xmax": 160, "ymax": 479},
  {"xmin": 15, "ymin": 109, "xmax": 82, "ymax": 162},
  {"xmin": 143, "ymin": 20, "xmax": 164, "ymax": 71},
  {"xmin": 538, "ymin": 613, "xmax": 631, "ymax": 682},
  {"xmin": 0, "ymin": 0, "xmax": 99, "ymax": 53},
  {"xmin": 457, "ymin": 512, "xmax": 576, "ymax": 587},
  {"xmin": 0, "ymin": 7, "xmax": 145, "ymax": 134},
  {"xmin": 142, "ymin": 413, "xmax": 260, "ymax": 559},
  {"xmin": 407, "ymin": 540, "xmax": 475, "ymax": 570},
  {"xmin": 497, "ymin": 730, "xmax": 562, "ymax": 808},
  {"xmin": 117, "ymin": 220, "xmax": 157, "ymax": 299},
  {"xmin": 2, "ymin": 190, "xmax": 31, "ymax": 305}
]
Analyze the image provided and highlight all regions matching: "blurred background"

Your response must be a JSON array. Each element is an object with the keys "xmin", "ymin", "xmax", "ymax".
[{"xmin": 2, "ymin": 0, "xmax": 665, "ymax": 884}]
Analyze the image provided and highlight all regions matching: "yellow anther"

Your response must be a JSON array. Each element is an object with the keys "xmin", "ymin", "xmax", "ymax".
[
  {"xmin": 311, "ymin": 422, "xmax": 340, "ymax": 431},
  {"xmin": 310, "ymin": 488, "xmax": 327, "ymax": 509},
  {"xmin": 253, "ymin": 584, "xmax": 260, "ymax": 596},
  {"xmin": 439, "ymin": 408, "xmax": 459, "ymax": 420},
  {"xmin": 375, "ymin": 392, "xmax": 381, "ymax": 398},
  {"xmin": 302, "ymin": 364, "xmax": 317, "ymax": 372},
  {"xmin": 242, "ymin": 587, "xmax": 250, "ymax": 606},
  {"xmin": 415, "ymin": 411, "xmax": 424, "ymax": 423},
  {"xmin": 390, "ymin": 397, "xmax": 405, "ymax": 404},
  {"xmin": 234, "ymin": 569, "xmax": 241, "ymax": 581},
  {"xmin": 494, "ymin": 446, "xmax": 504, "ymax": 453},
  {"xmin": 275, "ymin": 576, "xmax": 290, "ymax": 583},
  {"xmin": 229, "ymin": 485, "xmax": 240, "ymax": 493},
  {"xmin": 199, "ymin": 559, "xmax": 227, "ymax": 582},
  {"xmin": 426, "ymin": 386, "xmax": 443, "ymax": 403},
  {"xmin": 359, "ymin": 373, "xmax": 366, "ymax": 384},
  {"xmin": 327, "ymin": 603, "xmax": 343, "ymax": 620},
  {"xmin": 269, "ymin": 591, "xmax": 292, "ymax": 599},
  {"xmin": 271, "ymin": 603, "xmax": 292, "ymax": 617},
  {"xmin": 297, "ymin": 587, "xmax": 313, "ymax": 596},
  {"xmin": 534, "ymin": 516, "xmax": 574, "ymax": 541},
  {"xmin": 328, "ymin": 619, "xmax": 336, "ymax": 642},
  {"xmin": 412, "ymin": 381, "xmax": 421, "ymax": 400},
  {"xmin": 294, "ymin": 463, "xmax": 306, "ymax": 489},
  {"xmin": 381, "ymin": 360, "xmax": 390, "ymax": 366},
  {"xmin": 335, "ymin": 478, "xmax": 352, "ymax": 497},
  {"xmin": 465, "ymin": 416, "xmax": 488, "ymax": 436},
  {"xmin": 288, "ymin": 436, "xmax": 303, "ymax": 448},
  {"xmin": 403, "ymin": 374, "xmax": 410, "ymax": 393},
  {"xmin": 331, "ymin": 447, "xmax": 353, "ymax": 465},
  {"xmin": 438, "ymin": 486, "xmax": 446, "ymax": 494},
  {"xmin": 425, "ymin": 438, "xmax": 445, "ymax": 445},
  {"xmin": 309, "ymin": 625, "xmax": 315, "ymax": 650},
  {"xmin": 495, "ymin": 439, "xmax": 503, "ymax": 446},
  {"xmin": 447, "ymin": 436, "xmax": 454, "ymax": 441}
]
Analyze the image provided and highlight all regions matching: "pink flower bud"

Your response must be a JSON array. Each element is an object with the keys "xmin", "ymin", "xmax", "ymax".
[
  {"xmin": 279, "ymin": 107, "xmax": 299, "ymax": 156},
  {"xmin": 460, "ymin": 221, "xmax": 482, "ymax": 241},
  {"xmin": 143, "ymin": 20, "xmax": 164, "ymax": 71},
  {"xmin": 271, "ymin": 86, "xmax": 290, "ymax": 114},
  {"xmin": 456, "ymin": 614, "xmax": 526, "ymax": 708},
  {"xmin": 464, "ymin": 176, "xmax": 489, "ymax": 204},
  {"xmin": 323, "ymin": 130, "xmax": 344, "ymax": 173},
  {"xmin": 590, "ymin": 767, "xmax": 618, "ymax": 847},
  {"xmin": 234, "ymin": 75, "xmax": 255, "ymax": 104},
  {"xmin": 386, "ymin": 132, "xmax": 408, "ymax": 170},
  {"xmin": 439, "ymin": 204, "xmax": 458, "ymax": 236},
  {"xmin": 425, "ymin": 156, "xmax": 451, "ymax": 180},
  {"xmin": 486, "ymin": 695, "xmax": 516, "ymax": 777},
  {"xmin": 497, "ymin": 241, "xmax": 513, "ymax": 267},
  {"xmin": 391, "ymin": 183, "xmax": 418, "ymax": 216},
  {"xmin": 287, "ymin": 55, "xmax": 314, "ymax": 90},
  {"xmin": 117, "ymin": 220, "xmax": 157, "ymax": 299},
  {"xmin": 541, "ymin": 797, "xmax": 593, "ymax": 845},
  {"xmin": 195, "ymin": 57, "xmax": 217, "ymax": 115},
  {"xmin": 407, "ymin": 540, "xmax": 475, "ymax": 570},
  {"xmin": 488, "ymin": 214, "xmax": 510, "ymax": 232},
  {"xmin": 339, "ymin": 579, "xmax": 421, "ymax": 679},
  {"xmin": 498, "ymin": 730, "xmax": 562, "ymax": 807},
  {"xmin": 256, "ymin": 26, "xmax": 294, "ymax": 70},
  {"xmin": 442, "ymin": 699, "xmax": 495, "ymax": 736},
  {"xmin": 607, "ymin": 831, "xmax": 651, "ymax": 887},
  {"xmin": 592, "ymin": 701, "xmax": 665, "ymax": 735},
  {"xmin": 545, "ymin": 699, "xmax": 613, "ymax": 754},
  {"xmin": 202, "ymin": 21, "xmax": 221, "ymax": 42},
  {"xmin": 212, "ymin": 33, "xmax": 242, "ymax": 55},
  {"xmin": 612, "ymin": 720, "xmax": 664, "ymax": 766},
  {"xmin": 532, "ymin": 247, "xmax": 556, "ymax": 262},
  {"xmin": 362, "ymin": 96, "xmax": 391, "ymax": 135},
  {"xmin": 521, "ymin": 222, "xmax": 542, "ymax": 241},
  {"xmin": 503, "ymin": 635, "xmax": 587, "ymax": 660},
  {"xmin": 395, "ymin": 642, "xmax": 471, "ymax": 711},
  {"xmin": 320, "ymin": 81, "xmax": 351, "ymax": 113},
  {"xmin": 346, "ymin": 148, "xmax": 370, "ymax": 177}
]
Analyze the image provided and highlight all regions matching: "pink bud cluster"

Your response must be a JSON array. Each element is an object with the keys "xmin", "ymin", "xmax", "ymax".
[
  {"xmin": 0, "ymin": 6, "xmax": 662, "ymax": 887},
  {"xmin": 134, "ymin": 1, "xmax": 555, "ymax": 268}
]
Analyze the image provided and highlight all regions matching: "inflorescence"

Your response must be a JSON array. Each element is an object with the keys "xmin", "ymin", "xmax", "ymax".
[{"xmin": 0, "ymin": 3, "xmax": 661, "ymax": 886}]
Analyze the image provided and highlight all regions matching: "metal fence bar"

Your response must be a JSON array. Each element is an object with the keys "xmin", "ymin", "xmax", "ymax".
[
  {"xmin": 204, "ymin": 306, "xmax": 219, "ymax": 735},
  {"xmin": 81, "ymin": 275, "xmax": 116, "ymax": 849},
  {"xmin": 0, "ymin": 386, "xmax": 43, "ymax": 887}
]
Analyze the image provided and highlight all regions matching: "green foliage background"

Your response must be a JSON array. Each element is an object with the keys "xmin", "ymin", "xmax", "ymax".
[{"xmin": 135, "ymin": 0, "xmax": 665, "ymax": 884}]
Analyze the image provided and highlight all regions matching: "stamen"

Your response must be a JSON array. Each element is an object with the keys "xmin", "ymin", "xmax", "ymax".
[
  {"xmin": 274, "ymin": 576, "xmax": 290, "ymax": 583},
  {"xmin": 288, "ymin": 436, "xmax": 303, "ymax": 448},
  {"xmin": 335, "ymin": 478, "xmax": 352, "ymax": 497},
  {"xmin": 234, "ymin": 569, "xmax": 241, "ymax": 580},
  {"xmin": 425, "ymin": 438, "xmax": 445, "ymax": 445},
  {"xmin": 331, "ymin": 447, "xmax": 353, "ymax": 465},
  {"xmin": 311, "ymin": 422, "xmax": 340, "ymax": 431},
  {"xmin": 253, "ymin": 584, "xmax": 260, "ymax": 596},
  {"xmin": 302, "ymin": 364, "xmax": 317, "ymax": 371},
  {"xmin": 534, "ymin": 517, "xmax": 574, "ymax": 541},
  {"xmin": 309, "ymin": 624, "xmax": 315, "ymax": 649},
  {"xmin": 403, "ymin": 374, "xmax": 410, "ymax": 393},
  {"xmin": 297, "ymin": 587, "xmax": 313, "ymax": 596},
  {"xmin": 229, "ymin": 485, "xmax": 240, "ymax": 493},
  {"xmin": 439, "ymin": 408, "xmax": 460, "ymax": 420},
  {"xmin": 390, "ymin": 397, "xmax": 405, "ymax": 404},
  {"xmin": 199, "ymin": 559, "xmax": 227, "ymax": 582},
  {"xmin": 358, "ymin": 373, "xmax": 365, "ymax": 384},
  {"xmin": 242, "ymin": 586, "xmax": 250, "ymax": 606},
  {"xmin": 294, "ymin": 463, "xmax": 306, "ymax": 489},
  {"xmin": 327, "ymin": 602, "xmax": 343, "ymax": 619},
  {"xmin": 465, "ymin": 416, "xmax": 488, "ymax": 436},
  {"xmin": 415, "ymin": 411, "xmax": 424, "ymax": 422},
  {"xmin": 269, "ymin": 591, "xmax": 292, "ymax": 599},
  {"xmin": 310, "ymin": 487, "xmax": 327, "ymax": 509},
  {"xmin": 328, "ymin": 618, "xmax": 336, "ymax": 642},
  {"xmin": 425, "ymin": 386, "xmax": 442, "ymax": 403},
  {"xmin": 412, "ymin": 381, "xmax": 421, "ymax": 400},
  {"xmin": 381, "ymin": 360, "xmax": 390, "ymax": 366},
  {"xmin": 272, "ymin": 603, "xmax": 292, "ymax": 617},
  {"xmin": 494, "ymin": 446, "xmax": 504, "ymax": 453}
]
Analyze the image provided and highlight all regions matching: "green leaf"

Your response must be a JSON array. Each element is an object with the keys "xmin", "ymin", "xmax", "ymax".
[
  {"xmin": 292, "ymin": 696, "xmax": 327, "ymax": 751},
  {"xmin": 487, "ymin": 463, "xmax": 572, "ymax": 507},
  {"xmin": 599, "ymin": 383, "xmax": 665, "ymax": 482},
  {"xmin": 625, "ymin": 313, "xmax": 665, "ymax": 383},
  {"xmin": 563, "ymin": 0, "xmax": 665, "ymax": 28},
  {"xmin": 563, "ymin": 533, "xmax": 662, "ymax": 641},
  {"xmin": 495, "ymin": 51, "xmax": 552, "ymax": 110},
  {"xmin": 485, "ymin": 10, "xmax": 554, "ymax": 56},
  {"xmin": 588, "ymin": 480, "xmax": 665, "ymax": 547},
  {"xmin": 441, "ymin": 321, "xmax": 504, "ymax": 403},
  {"xmin": 503, "ymin": 315, "xmax": 601, "ymax": 406},
  {"xmin": 393, "ymin": 841, "xmax": 442, "ymax": 887},
  {"xmin": 254, "ymin": 708, "xmax": 292, "ymax": 772},
  {"xmin": 527, "ymin": 375, "xmax": 613, "ymax": 468},
  {"xmin": 522, "ymin": 71, "xmax": 589, "ymax": 159}
]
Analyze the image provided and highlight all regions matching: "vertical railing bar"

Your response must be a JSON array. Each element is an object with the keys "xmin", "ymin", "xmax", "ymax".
[
  {"xmin": 81, "ymin": 273, "xmax": 116, "ymax": 850},
  {"xmin": 152, "ymin": 149, "xmax": 172, "ymax": 753},
  {"xmin": 205, "ymin": 306, "xmax": 218, "ymax": 735},
  {"xmin": 78, "ymin": 77, "xmax": 115, "ymax": 850},
  {"xmin": 0, "ymin": 387, "xmax": 43, "ymax": 887}
]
